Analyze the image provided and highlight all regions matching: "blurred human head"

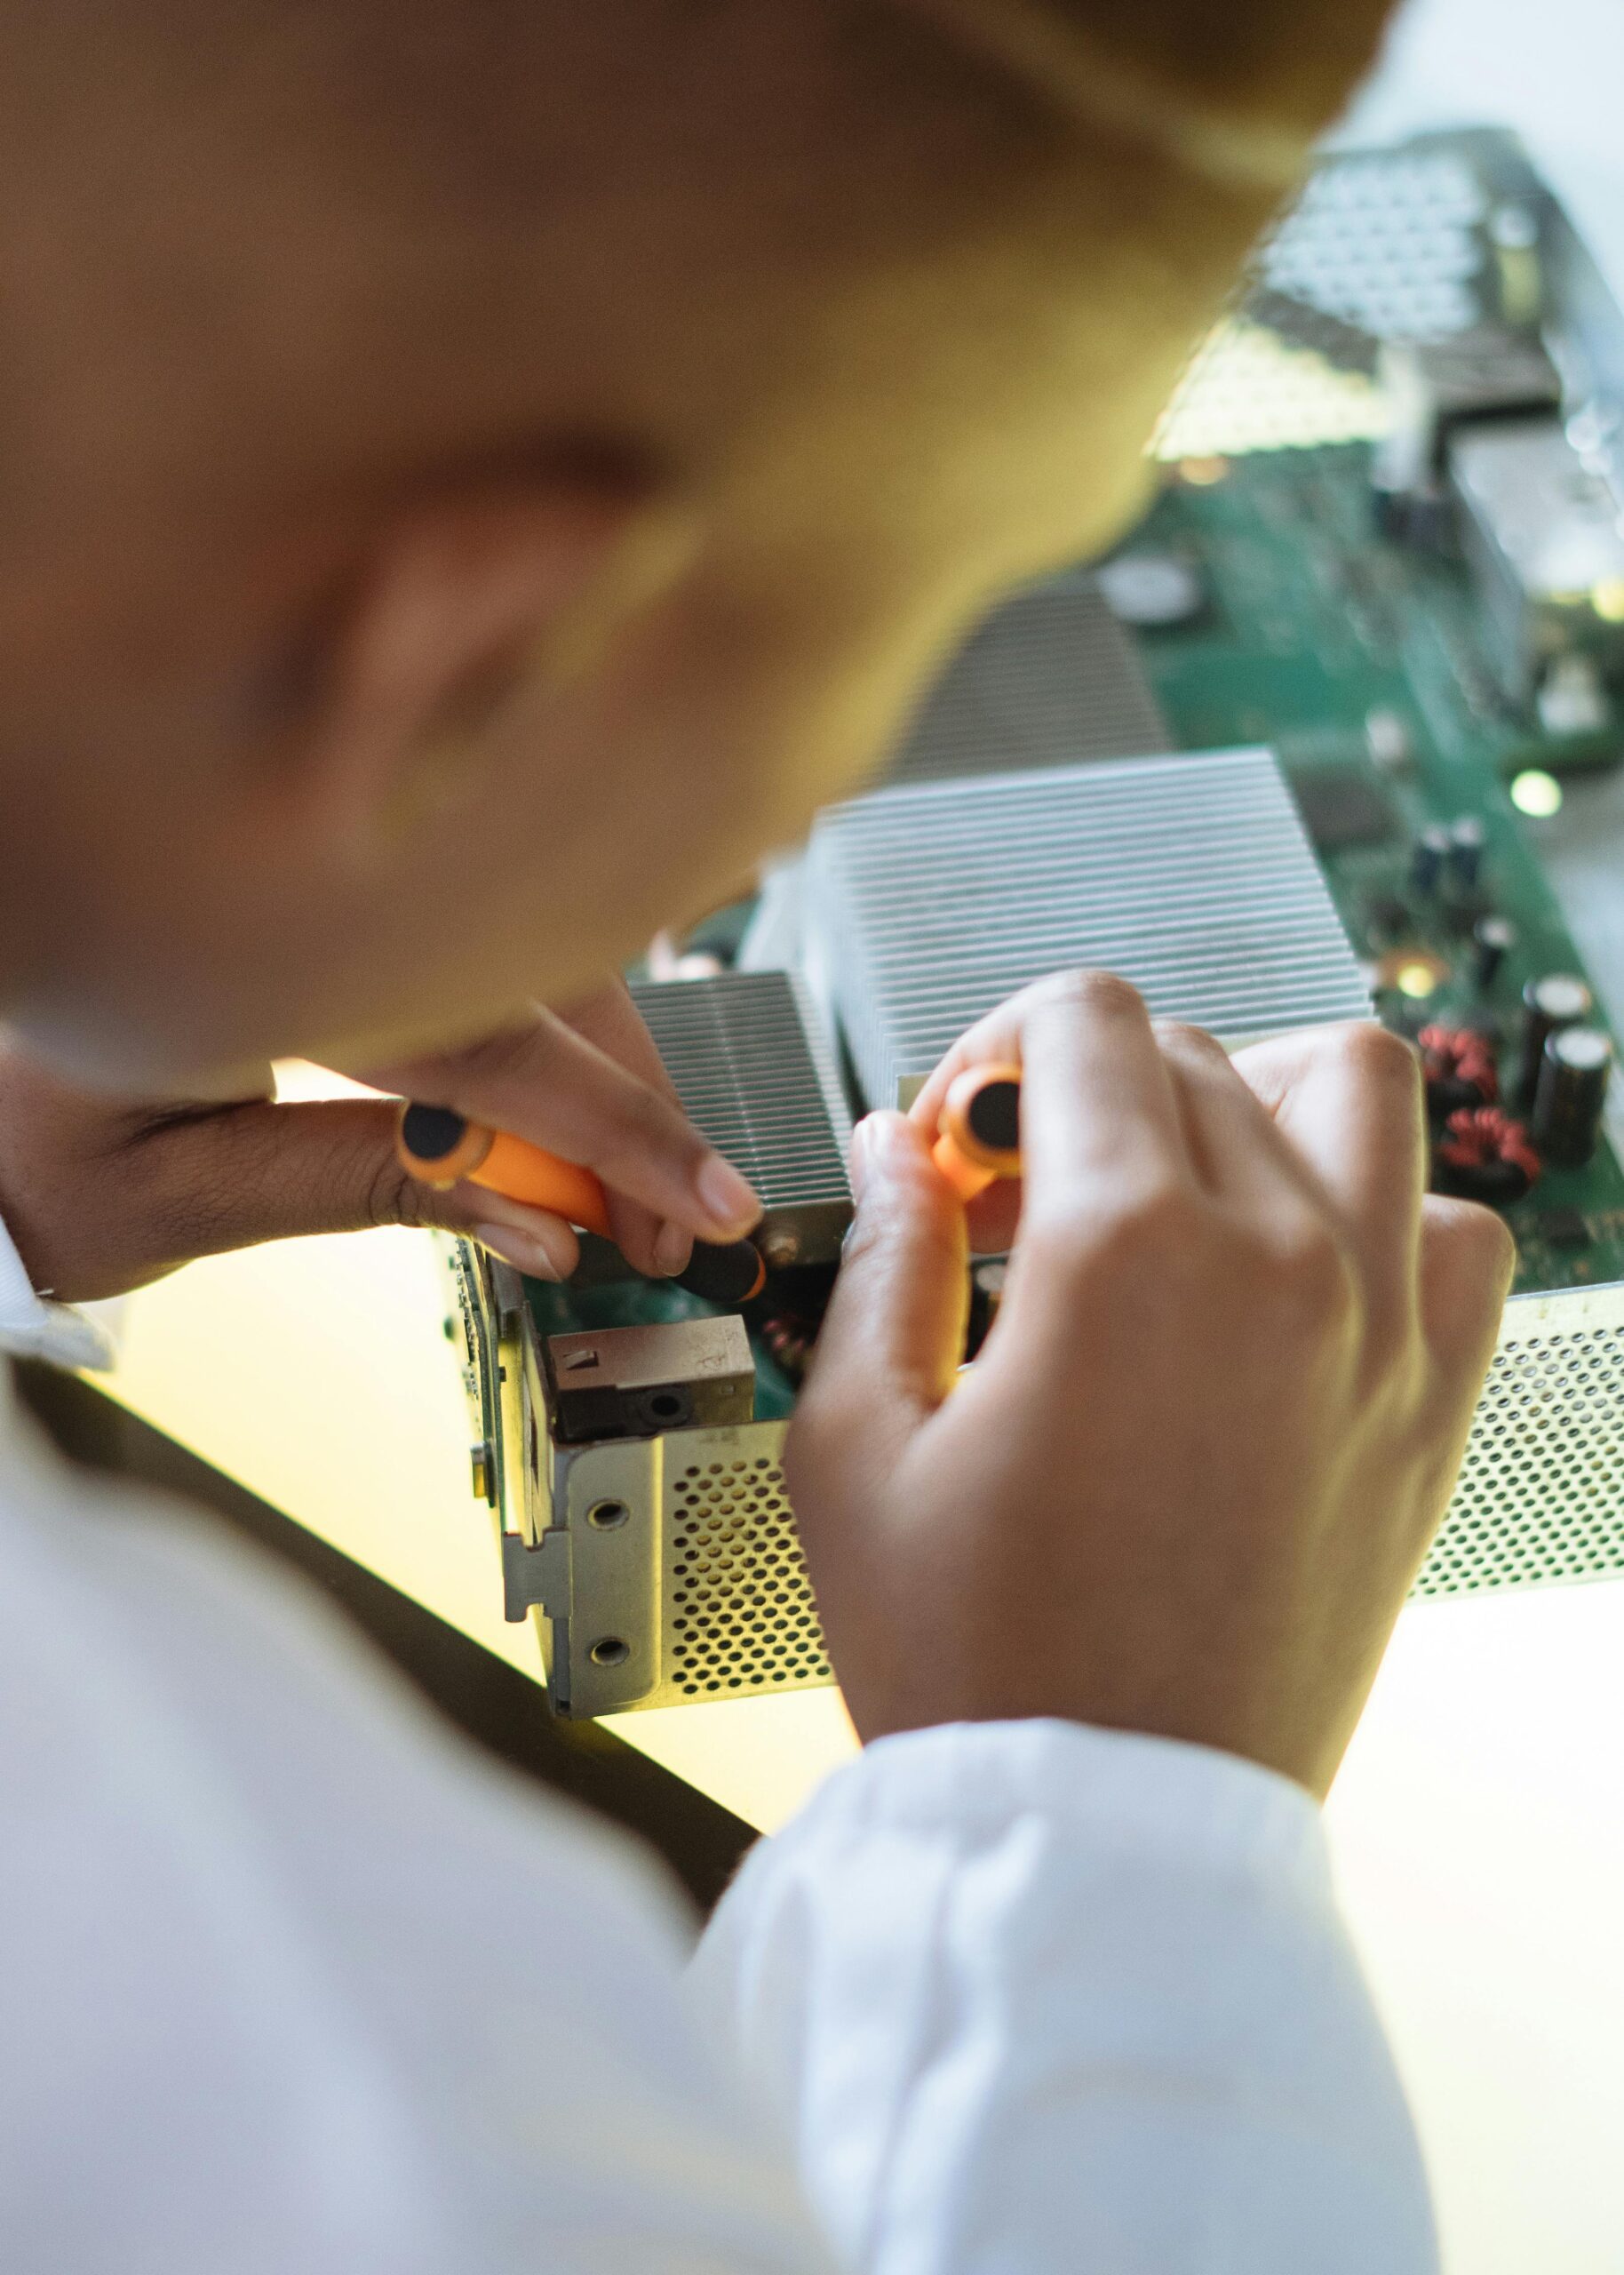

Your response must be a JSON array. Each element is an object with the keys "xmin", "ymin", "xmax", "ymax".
[{"xmin": 0, "ymin": 0, "xmax": 1390, "ymax": 1084}]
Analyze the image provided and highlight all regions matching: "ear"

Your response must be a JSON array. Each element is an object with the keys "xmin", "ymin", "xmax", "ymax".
[{"xmin": 266, "ymin": 478, "xmax": 698, "ymax": 857}]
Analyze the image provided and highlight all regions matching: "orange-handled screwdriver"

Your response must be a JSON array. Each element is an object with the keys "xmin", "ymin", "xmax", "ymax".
[
  {"xmin": 395, "ymin": 1103, "xmax": 766, "ymax": 1304},
  {"xmin": 931, "ymin": 1063, "xmax": 1023, "ymax": 1201}
]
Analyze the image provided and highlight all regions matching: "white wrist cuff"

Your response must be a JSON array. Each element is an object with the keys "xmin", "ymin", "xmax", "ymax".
[{"xmin": 0, "ymin": 1213, "xmax": 116, "ymax": 1370}]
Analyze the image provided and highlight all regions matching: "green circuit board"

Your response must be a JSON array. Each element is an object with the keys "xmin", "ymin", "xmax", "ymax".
[{"xmin": 1128, "ymin": 441, "xmax": 1624, "ymax": 1297}]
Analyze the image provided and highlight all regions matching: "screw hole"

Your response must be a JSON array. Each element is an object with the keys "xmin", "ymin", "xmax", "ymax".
[
  {"xmin": 589, "ymin": 1636, "xmax": 630, "ymax": 1667},
  {"xmin": 587, "ymin": 1499, "xmax": 630, "ymax": 1531}
]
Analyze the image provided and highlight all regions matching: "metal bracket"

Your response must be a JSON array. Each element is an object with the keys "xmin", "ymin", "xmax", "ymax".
[{"xmin": 502, "ymin": 1529, "xmax": 571, "ymax": 1624}]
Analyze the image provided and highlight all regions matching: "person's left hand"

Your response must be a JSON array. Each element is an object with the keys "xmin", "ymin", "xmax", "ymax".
[{"xmin": 0, "ymin": 982, "xmax": 759, "ymax": 1304}]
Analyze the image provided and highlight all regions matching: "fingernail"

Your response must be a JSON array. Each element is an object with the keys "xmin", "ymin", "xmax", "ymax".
[
  {"xmin": 850, "ymin": 1113, "xmax": 905, "ymax": 1200},
  {"xmin": 695, "ymin": 1153, "xmax": 759, "ymax": 1239},
  {"xmin": 474, "ymin": 1220, "xmax": 573, "ymax": 1282},
  {"xmin": 652, "ymin": 1218, "xmax": 694, "ymax": 1277},
  {"xmin": 849, "ymin": 1116, "xmax": 876, "ymax": 1200}
]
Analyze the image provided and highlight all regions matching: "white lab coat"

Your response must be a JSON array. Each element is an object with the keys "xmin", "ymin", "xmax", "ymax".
[{"xmin": 0, "ymin": 1217, "xmax": 1436, "ymax": 2271}]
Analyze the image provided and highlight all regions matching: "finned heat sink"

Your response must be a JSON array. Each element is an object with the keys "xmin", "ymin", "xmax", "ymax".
[
  {"xmin": 629, "ymin": 970, "xmax": 853, "ymax": 1264},
  {"xmin": 883, "ymin": 571, "xmax": 1169, "ymax": 786},
  {"xmin": 807, "ymin": 748, "xmax": 1373, "ymax": 1109}
]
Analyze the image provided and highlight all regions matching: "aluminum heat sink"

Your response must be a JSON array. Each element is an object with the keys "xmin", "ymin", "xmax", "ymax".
[
  {"xmin": 628, "ymin": 970, "xmax": 853, "ymax": 1265},
  {"xmin": 883, "ymin": 570, "xmax": 1170, "ymax": 786},
  {"xmin": 807, "ymin": 748, "xmax": 1373, "ymax": 1109}
]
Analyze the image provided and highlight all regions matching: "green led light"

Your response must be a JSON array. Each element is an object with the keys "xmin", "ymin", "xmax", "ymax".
[{"xmin": 1510, "ymin": 769, "xmax": 1564, "ymax": 818}]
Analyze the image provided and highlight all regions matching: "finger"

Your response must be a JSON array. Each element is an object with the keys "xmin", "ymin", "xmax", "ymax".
[
  {"xmin": 1230, "ymin": 1023, "xmax": 1427, "ymax": 1284},
  {"xmin": 181, "ymin": 1094, "xmax": 588, "ymax": 1274},
  {"xmin": 906, "ymin": 977, "xmax": 1063, "ymax": 1139},
  {"xmin": 907, "ymin": 974, "xmax": 1189, "ymax": 1224},
  {"xmin": 376, "ymin": 1009, "xmax": 759, "ymax": 1251},
  {"xmin": 141, "ymin": 1095, "xmax": 597, "ymax": 1275},
  {"xmin": 296, "ymin": 1100, "xmax": 585, "ymax": 1277},
  {"xmin": 441, "ymin": 1194, "xmax": 580, "ymax": 1281},
  {"xmin": 1015, "ymin": 972, "xmax": 1190, "ymax": 1225},
  {"xmin": 1418, "ymin": 1193, "xmax": 1516, "ymax": 1378},
  {"xmin": 0, "ymin": 1082, "xmax": 592, "ymax": 1297},
  {"xmin": 553, "ymin": 980, "xmax": 692, "ymax": 1276},
  {"xmin": 791, "ymin": 1113, "xmax": 968, "ymax": 1498},
  {"xmin": 943, "ymin": 1017, "xmax": 1346, "ymax": 1265},
  {"xmin": 1153, "ymin": 1021, "xmax": 1326, "ymax": 1224}
]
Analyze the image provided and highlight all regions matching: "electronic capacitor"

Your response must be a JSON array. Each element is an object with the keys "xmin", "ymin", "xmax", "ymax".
[
  {"xmin": 1519, "ymin": 972, "xmax": 1594, "ymax": 1100},
  {"xmin": 1411, "ymin": 825, "xmax": 1452, "ymax": 896},
  {"xmin": 1448, "ymin": 815, "xmax": 1488, "ymax": 891},
  {"xmin": 1472, "ymin": 914, "xmax": 1516, "ymax": 989},
  {"xmin": 1532, "ymin": 1026, "xmax": 1615, "ymax": 1169}
]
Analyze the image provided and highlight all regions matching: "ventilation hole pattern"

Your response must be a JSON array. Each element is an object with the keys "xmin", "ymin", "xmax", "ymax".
[
  {"xmin": 667, "ymin": 1459, "xmax": 833, "ymax": 1696},
  {"xmin": 1419, "ymin": 1327, "xmax": 1624, "ymax": 1596}
]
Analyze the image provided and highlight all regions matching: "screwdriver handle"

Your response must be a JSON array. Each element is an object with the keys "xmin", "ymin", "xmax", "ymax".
[
  {"xmin": 931, "ymin": 1063, "xmax": 1023, "ymax": 1202},
  {"xmin": 395, "ymin": 1102, "xmax": 766, "ymax": 1304},
  {"xmin": 396, "ymin": 1103, "xmax": 612, "ymax": 1236}
]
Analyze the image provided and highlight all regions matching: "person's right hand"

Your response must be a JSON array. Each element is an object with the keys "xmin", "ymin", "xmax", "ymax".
[{"xmin": 787, "ymin": 973, "xmax": 1514, "ymax": 1799}]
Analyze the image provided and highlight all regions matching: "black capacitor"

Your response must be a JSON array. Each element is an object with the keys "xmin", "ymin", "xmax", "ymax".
[
  {"xmin": 1472, "ymin": 914, "xmax": 1516, "ymax": 989},
  {"xmin": 1411, "ymin": 824, "xmax": 1452, "ymax": 896},
  {"xmin": 1448, "ymin": 816, "xmax": 1488, "ymax": 891},
  {"xmin": 1532, "ymin": 1026, "xmax": 1614, "ymax": 1169},
  {"xmin": 1519, "ymin": 972, "xmax": 1594, "ymax": 1101}
]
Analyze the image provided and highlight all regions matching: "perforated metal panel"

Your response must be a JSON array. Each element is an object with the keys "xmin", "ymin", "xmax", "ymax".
[
  {"xmin": 636, "ymin": 1290, "xmax": 1624, "ymax": 1699},
  {"xmin": 665, "ymin": 1451, "xmax": 832, "ymax": 1698},
  {"xmin": 1419, "ymin": 1281, "xmax": 1624, "ymax": 1596},
  {"xmin": 468, "ymin": 1265, "xmax": 1624, "ymax": 1719},
  {"xmin": 1260, "ymin": 144, "xmax": 1491, "ymax": 341},
  {"xmin": 1153, "ymin": 132, "xmax": 1517, "ymax": 460}
]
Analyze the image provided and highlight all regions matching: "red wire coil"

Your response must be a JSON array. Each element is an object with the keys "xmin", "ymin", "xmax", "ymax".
[
  {"xmin": 1419, "ymin": 1024, "xmax": 1499, "ymax": 1106},
  {"xmin": 1437, "ymin": 1106, "xmax": 1540, "ymax": 1188}
]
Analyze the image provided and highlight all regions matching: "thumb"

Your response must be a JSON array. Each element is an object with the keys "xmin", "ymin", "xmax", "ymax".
[{"xmin": 792, "ymin": 1113, "xmax": 968, "ymax": 1490}]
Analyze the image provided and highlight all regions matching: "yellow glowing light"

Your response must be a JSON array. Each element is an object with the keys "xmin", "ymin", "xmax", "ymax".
[
  {"xmin": 1592, "ymin": 579, "xmax": 1624, "ymax": 623},
  {"xmin": 1396, "ymin": 961, "xmax": 1442, "ymax": 1000},
  {"xmin": 1510, "ymin": 769, "xmax": 1564, "ymax": 818}
]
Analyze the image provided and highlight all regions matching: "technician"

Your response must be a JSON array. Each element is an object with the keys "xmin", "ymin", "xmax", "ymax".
[{"xmin": 0, "ymin": 3, "xmax": 1506, "ymax": 2269}]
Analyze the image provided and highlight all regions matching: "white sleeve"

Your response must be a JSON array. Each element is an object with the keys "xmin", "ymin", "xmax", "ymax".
[
  {"xmin": 0, "ymin": 1212, "xmax": 115, "ymax": 1369},
  {"xmin": 695, "ymin": 1719, "xmax": 1437, "ymax": 2274},
  {"xmin": 0, "ymin": 1277, "xmax": 1434, "ymax": 2275},
  {"xmin": 0, "ymin": 1393, "xmax": 839, "ymax": 2275}
]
